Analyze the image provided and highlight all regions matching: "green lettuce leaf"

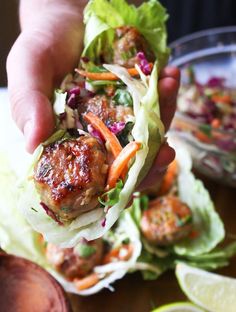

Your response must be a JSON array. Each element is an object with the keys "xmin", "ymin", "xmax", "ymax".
[
  {"xmin": 137, "ymin": 249, "xmax": 174, "ymax": 280},
  {"xmin": 127, "ymin": 146, "xmax": 232, "ymax": 279},
  {"xmin": 0, "ymin": 153, "xmax": 142, "ymax": 295},
  {"xmin": 173, "ymin": 148, "xmax": 225, "ymax": 256},
  {"xmin": 176, "ymin": 241, "xmax": 236, "ymax": 270},
  {"xmin": 83, "ymin": 0, "xmax": 169, "ymax": 68},
  {"xmin": 0, "ymin": 153, "xmax": 48, "ymax": 268}
]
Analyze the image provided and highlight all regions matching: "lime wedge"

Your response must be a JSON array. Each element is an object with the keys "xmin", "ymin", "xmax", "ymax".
[
  {"xmin": 152, "ymin": 302, "xmax": 205, "ymax": 312},
  {"xmin": 176, "ymin": 263, "xmax": 236, "ymax": 312}
]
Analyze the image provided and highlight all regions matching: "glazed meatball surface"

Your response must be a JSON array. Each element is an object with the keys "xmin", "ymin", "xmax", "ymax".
[
  {"xmin": 78, "ymin": 94, "xmax": 133, "ymax": 125},
  {"xmin": 46, "ymin": 239, "xmax": 103, "ymax": 279},
  {"xmin": 141, "ymin": 195, "xmax": 193, "ymax": 245},
  {"xmin": 34, "ymin": 135, "xmax": 108, "ymax": 222},
  {"xmin": 113, "ymin": 26, "xmax": 155, "ymax": 68}
]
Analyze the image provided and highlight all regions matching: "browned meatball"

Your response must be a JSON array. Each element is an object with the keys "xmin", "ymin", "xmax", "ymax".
[
  {"xmin": 113, "ymin": 26, "xmax": 154, "ymax": 68},
  {"xmin": 34, "ymin": 136, "xmax": 108, "ymax": 222},
  {"xmin": 78, "ymin": 95, "xmax": 116, "ymax": 124},
  {"xmin": 46, "ymin": 239, "xmax": 103, "ymax": 280},
  {"xmin": 78, "ymin": 94, "xmax": 133, "ymax": 125},
  {"xmin": 140, "ymin": 196, "xmax": 193, "ymax": 245}
]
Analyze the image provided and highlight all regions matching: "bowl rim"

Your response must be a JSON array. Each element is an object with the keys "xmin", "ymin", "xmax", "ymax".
[
  {"xmin": 169, "ymin": 25, "xmax": 236, "ymax": 136},
  {"xmin": 169, "ymin": 25, "xmax": 236, "ymax": 49}
]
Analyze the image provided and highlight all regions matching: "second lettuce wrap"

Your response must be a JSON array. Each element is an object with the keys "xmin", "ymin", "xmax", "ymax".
[{"xmin": 0, "ymin": 153, "xmax": 141, "ymax": 295}]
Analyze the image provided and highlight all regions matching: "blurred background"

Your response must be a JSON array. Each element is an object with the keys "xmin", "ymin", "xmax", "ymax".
[
  {"xmin": 0, "ymin": 1, "xmax": 19, "ymax": 87},
  {"xmin": 1, "ymin": 0, "xmax": 236, "ymax": 87}
]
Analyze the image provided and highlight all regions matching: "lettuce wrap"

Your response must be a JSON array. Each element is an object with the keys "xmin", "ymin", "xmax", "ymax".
[
  {"xmin": 0, "ymin": 153, "xmax": 141, "ymax": 295},
  {"xmin": 18, "ymin": 0, "xmax": 167, "ymax": 248},
  {"xmin": 128, "ymin": 146, "xmax": 236, "ymax": 280},
  {"xmin": 83, "ymin": 0, "xmax": 169, "ymax": 68}
]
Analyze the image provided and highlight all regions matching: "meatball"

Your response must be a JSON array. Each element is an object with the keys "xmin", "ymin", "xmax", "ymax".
[
  {"xmin": 46, "ymin": 239, "xmax": 103, "ymax": 280},
  {"xmin": 140, "ymin": 196, "xmax": 193, "ymax": 245},
  {"xmin": 78, "ymin": 94, "xmax": 133, "ymax": 125},
  {"xmin": 34, "ymin": 135, "xmax": 108, "ymax": 222},
  {"xmin": 78, "ymin": 95, "xmax": 116, "ymax": 124},
  {"xmin": 113, "ymin": 26, "xmax": 154, "ymax": 68}
]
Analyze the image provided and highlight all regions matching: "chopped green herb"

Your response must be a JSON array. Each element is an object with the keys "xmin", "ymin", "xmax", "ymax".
[
  {"xmin": 122, "ymin": 237, "xmax": 130, "ymax": 245},
  {"xmin": 61, "ymin": 206, "xmax": 70, "ymax": 212},
  {"xmin": 31, "ymin": 207, "xmax": 38, "ymax": 212},
  {"xmin": 75, "ymin": 243, "xmax": 96, "ymax": 258},
  {"xmin": 113, "ymin": 89, "xmax": 133, "ymax": 107},
  {"xmin": 140, "ymin": 195, "xmax": 149, "ymax": 211},
  {"xmin": 83, "ymin": 61, "xmax": 108, "ymax": 73},
  {"xmin": 121, "ymin": 48, "xmax": 136, "ymax": 61},
  {"xmin": 99, "ymin": 180, "xmax": 123, "ymax": 207},
  {"xmin": 176, "ymin": 215, "xmax": 192, "ymax": 227},
  {"xmin": 198, "ymin": 124, "xmax": 212, "ymax": 137}
]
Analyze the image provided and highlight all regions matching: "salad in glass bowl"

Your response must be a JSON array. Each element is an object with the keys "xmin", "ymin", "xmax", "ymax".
[{"xmin": 170, "ymin": 27, "xmax": 236, "ymax": 187}]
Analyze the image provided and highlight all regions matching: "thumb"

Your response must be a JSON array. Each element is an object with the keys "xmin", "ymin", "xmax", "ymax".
[{"xmin": 7, "ymin": 32, "xmax": 55, "ymax": 153}]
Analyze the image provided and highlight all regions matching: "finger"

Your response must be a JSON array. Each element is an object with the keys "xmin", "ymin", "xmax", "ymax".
[
  {"xmin": 138, "ymin": 142, "xmax": 175, "ymax": 192},
  {"xmin": 159, "ymin": 66, "xmax": 180, "ymax": 83},
  {"xmin": 152, "ymin": 142, "xmax": 176, "ymax": 169},
  {"xmin": 159, "ymin": 66, "xmax": 180, "ymax": 132},
  {"xmin": 7, "ymin": 32, "xmax": 55, "ymax": 153}
]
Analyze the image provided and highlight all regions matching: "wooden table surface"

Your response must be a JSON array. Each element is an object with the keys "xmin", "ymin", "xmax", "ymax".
[{"xmin": 68, "ymin": 175, "xmax": 236, "ymax": 312}]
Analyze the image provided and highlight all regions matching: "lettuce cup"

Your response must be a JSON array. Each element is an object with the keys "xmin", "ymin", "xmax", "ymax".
[{"xmin": 18, "ymin": 0, "xmax": 168, "ymax": 247}]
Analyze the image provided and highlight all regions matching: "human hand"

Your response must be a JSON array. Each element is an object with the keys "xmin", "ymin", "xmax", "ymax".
[
  {"xmin": 7, "ymin": 0, "xmax": 87, "ymax": 153},
  {"xmin": 138, "ymin": 66, "xmax": 180, "ymax": 193},
  {"xmin": 7, "ymin": 0, "xmax": 179, "ymax": 193}
]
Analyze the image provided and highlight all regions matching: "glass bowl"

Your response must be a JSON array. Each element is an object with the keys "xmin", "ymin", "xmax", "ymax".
[{"xmin": 169, "ymin": 26, "xmax": 236, "ymax": 187}]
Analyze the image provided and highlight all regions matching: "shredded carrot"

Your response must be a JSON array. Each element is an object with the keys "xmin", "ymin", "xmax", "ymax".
[
  {"xmin": 194, "ymin": 130, "xmax": 212, "ymax": 143},
  {"xmin": 211, "ymin": 94, "xmax": 232, "ymax": 104},
  {"xmin": 74, "ymin": 273, "xmax": 99, "ymax": 291},
  {"xmin": 211, "ymin": 118, "xmax": 221, "ymax": 128},
  {"xmin": 102, "ymin": 244, "xmax": 133, "ymax": 264},
  {"xmin": 75, "ymin": 64, "xmax": 153, "ymax": 81},
  {"xmin": 158, "ymin": 159, "xmax": 178, "ymax": 195},
  {"xmin": 102, "ymin": 248, "xmax": 120, "ymax": 264},
  {"xmin": 106, "ymin": 141, "xmax": 141, "ymax": 189},
  {"xmin": 84, "ymin": 112, "xmax": 122, "ymax": 158}
]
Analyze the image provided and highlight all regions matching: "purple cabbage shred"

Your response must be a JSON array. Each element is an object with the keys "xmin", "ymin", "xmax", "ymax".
[
  {"xmin": 40, "ymin": 202, "xmax": 63, "ymax": 226},
  {"xmin": 67, "ymin": 86, "xmax": 81, "ymax": 109},
  {"xmin": 67, "ymin": 93, "xmax": 78, "ymax": 109},
  {"xmin": 137, "ymin": 51, "xmax": 152, "ymax": 75},
  {"xmin": 207, "ymin": 77, "xmax": 225, "ymax": 88},
  {"xmin": 108, "ymin": 122, "xmax": 126, "ymax": 135},
  {"xmin": 68, "ymin": 86, "xmax": 81, "ymax": 96},
  {"xmin": 87, "ymin": 124, "xmax": 104, "ymax": 143},
  {"xmin": 101, "ymin": 218, "xmax": 106, "ymax": 227}
]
